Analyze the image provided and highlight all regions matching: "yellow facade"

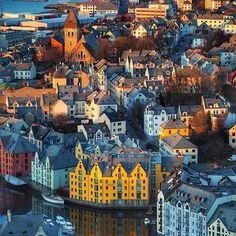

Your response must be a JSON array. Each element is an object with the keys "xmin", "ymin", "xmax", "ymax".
[
  {"xmin": 159, "ymin": 125, "xmax": 190, "ymax": 141},
  {"xmin": 155, "ymin": 164, "xmax": 170, "ymax": 191},
  {"xmin": 75, "ymin": 141, "xmax": 101, "ymax": 159},
  {"xmin": 70, "ymin": 160, "xmax": 149, "ymax": 206}
]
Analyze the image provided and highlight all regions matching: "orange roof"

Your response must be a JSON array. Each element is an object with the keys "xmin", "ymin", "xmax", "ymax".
[{"xmin": 4, "ymin": 87, "xmax": 56, "ymax": 98}]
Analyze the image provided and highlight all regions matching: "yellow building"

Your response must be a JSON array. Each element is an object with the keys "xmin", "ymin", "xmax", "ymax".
[
  {"xmin": 159, "ymin": 119, "xmax": 190, "ymax": 141},
  {"xmin": 229, "ymin": 124, "xmax": 236, "ymax": 149},
  {"xmin": 70, "ymin": 156, "xmax": 149, "ymax": 206}
]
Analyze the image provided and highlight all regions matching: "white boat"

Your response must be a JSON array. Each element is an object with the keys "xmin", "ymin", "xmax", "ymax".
[
  {"xmin": 228, "ymin": 154, "xmax": 236, "ymax": 161},
  {"xmin": 56, "ymin": 216, "xmax": 66, "ymax": 225},
  {"xmin": 144, "ymin": 218, "xmax": 150, "ymax": 225},
  {"xmin": 63, "ymin": 221, "xmax": 75, "ymax": 231},
  {"xmin": 42, "ymin": 193, "xmax": 64, "ymax": 205}
]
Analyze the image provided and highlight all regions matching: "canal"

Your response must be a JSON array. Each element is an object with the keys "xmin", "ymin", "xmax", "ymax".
[{"xmin": 0, "ymin": 180, "xmax": 157, "ymax": 236}]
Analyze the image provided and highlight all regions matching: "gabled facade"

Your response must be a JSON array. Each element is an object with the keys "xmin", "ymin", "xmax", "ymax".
[
  {"xmin": 0, "ymin": 130, "xmax": 36, "ymax": 177},
  {"xmin": 31, "ymin": 145, "xmax": 78, "ymax": 190},
  {"xmin": 70, "ymin": 156, "xmax": 149, "ymax": 206}
]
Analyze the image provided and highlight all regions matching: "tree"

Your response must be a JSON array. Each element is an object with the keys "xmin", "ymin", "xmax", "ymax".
[
  {"xmin": 53, "ymin": 114, "xmax": 68, "ymax": 130},
  {"xmin": 131, "ymin": 102, "xmax": 144, "ymax": 126},
  {"xmin": 192, "ymin": 108, "xmax": 210, "ymax": 134}
]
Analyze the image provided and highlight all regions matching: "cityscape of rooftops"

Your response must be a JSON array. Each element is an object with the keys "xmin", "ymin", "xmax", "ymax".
[{"xmin": 0, "ymin": 0, "xmax": 235, "ymax": 235}]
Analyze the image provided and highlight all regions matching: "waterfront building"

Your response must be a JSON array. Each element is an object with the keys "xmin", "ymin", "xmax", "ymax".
[
  {"xmin": 157, "ymin": 164, "xmax": 236, "ymax": 236},
  {"xmin": 31, "ymin": 145, "xmax": 78, "ymax": 190},
  {"xmin": 69, "ymin": 155, "xmax": 150, "ymax": 207},
  {"xmin": 0, "ymin": 130, "xmax": 36, "ymax": 177}
]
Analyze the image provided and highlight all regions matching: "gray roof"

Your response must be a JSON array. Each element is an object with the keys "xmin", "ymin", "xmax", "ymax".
[
  {"xmin": 162, "ymin": 133, "xmax": 197, "ymax": 149},
  {"xmin": 101, "ymin": 108, "xmax": 125, "ymax": 122},
  {"xmin": 160, "ymin": 119, "xmax": 188, "ymax": 129},
  {"xmin": 0, "ymin": 129, "xmax": 36, "ymax": 154},
  {"xmin": 0, "ymin": 214, "xmax": 61, "ymax": 236},
  {"xmin": 38, "ymin": 145, "xmax": 78, "ymax": 170},
  {"xmin": 208, "ymin": 202, "xmax": 236, "ymax": 232}
]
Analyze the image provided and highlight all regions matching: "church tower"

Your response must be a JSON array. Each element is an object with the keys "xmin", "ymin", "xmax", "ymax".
[{"xmin": 64, "ymin": 9, "xmax": 79, "ymax": 61}]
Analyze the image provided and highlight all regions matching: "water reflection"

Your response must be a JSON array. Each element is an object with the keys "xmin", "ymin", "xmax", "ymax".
[
  {"xmin": 70, "ymin": 208, "xmax": 149, "ymax": 236},
  {"xmin": 0, "ymin": 181, "xmax": 31, "ymax": 215},
  {"xmin": 0, "ymin": 182, "xmax": 155, "ymax": 236}
]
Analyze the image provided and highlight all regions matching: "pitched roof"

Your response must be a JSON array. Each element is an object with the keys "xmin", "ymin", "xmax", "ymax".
[
  {"xmin": 0, "ymin": 129, "xmax": 36, "ymax": 154},
  {"xmin": 162, "ymin": 133, "xmax": 197, "ymax": 149},
  {"xmin": 39, "ymin": 145, "xmax": 78, "ymax": 170},
  {"xmin": 64, "ymin": 9, "xmax": 79, "ymax": 28},
  {"xmin": 160, "ymin": 119, "xmax": 188, "ymax": 129}
]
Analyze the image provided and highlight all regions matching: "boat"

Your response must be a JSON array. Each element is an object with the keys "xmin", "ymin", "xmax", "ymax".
[
  {"xmin": 42, "ymin": 193, "xmax": 64, "ymax": 205},
  {"xmin": 144, "ymin": 218, "xmax": 151, "ymax": 225},
  {"xmin": 4, "ymin": 174, "xmax": 27, "ymax": 190},
  {"xmin": 63, "ymin": 221, "xmax": 75, "ymax": 231},
  {"xmin": 56, "ymin": 215, "xmax": 66, "ymax": 225}
]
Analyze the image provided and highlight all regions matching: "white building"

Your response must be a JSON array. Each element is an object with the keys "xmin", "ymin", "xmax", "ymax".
[
  {"xmin": 85, "ymin": 90, "xmax": 118, "ymax": 122},
  {"xmin": 157, "ymin": 181, "xmax": 236, "ymax": 236},
  {"xmin": 98, "ymin": 109, "xmax": 126, "ymax": 136},
  {"xmin": 31, "ymin": 145, "xmax": 78, "ymax": 190},
  {"xmin": 7, "ymin": 62, "xmax": 36, "ymax": 80},
  {"xmin": 191, "ymin": 36, "xmax": 206, "ymax": 49},
  {"xmin": 144, "ymin": 101, "xmax": 176, "ymax": 137},
  {"xmin": 220, "ymin": 50, "xmax": 236, "ymax": 68},
  {"xmin": 157, "ymin": 163, "xmax": 236, "ymax": 236},
  {"xmin": 124, "ymin": 87, "xmax": 155, "ymax": 109}
]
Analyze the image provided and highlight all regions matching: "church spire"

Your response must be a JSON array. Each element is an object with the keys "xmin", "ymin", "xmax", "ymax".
[{"xmin": 64, "ymin": 9, "xmax": 79, "ymax": 29}]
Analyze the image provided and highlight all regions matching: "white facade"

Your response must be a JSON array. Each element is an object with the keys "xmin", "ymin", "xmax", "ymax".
[
  {"xmin": 13, "ymin": 64, "xmax": 36, "ymax": 80},
  {"xmin": 144, "ymin": 102, "xmax": 176, "ymax": 137},
  {"xmin": 157, "ymin": 187, "xmax": 236, "ymax": 236},
  {"xmin": 124, "ymin": 88, "xmax": 155, "ymax": 109},
  {"xmin": 31, "ymin": 152, "xmax": 73, "ymax": 190},
  {"xmin": 220, "ymin": 51, "xmax": 236, "ymax": 68},
  {"xmin": 98, "ymin": 113, "xmax": 126, "ymax": 136},
  {"xmin": 157, "ymin": 191, "xmax": 207, "ymax": 236},
  {"xmin": 191, "ymin": 37, "xmax": 206, "ymax": 49}
]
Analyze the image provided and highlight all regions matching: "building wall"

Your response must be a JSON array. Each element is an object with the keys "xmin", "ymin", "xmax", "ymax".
[
  {"xmin": 208, "ymin": 218, "xmax": 236, "ymax": 236},
  {"xmin": 64, "ymin": 25, "xmax": 79, "ymax": 61},
  {"xmin": 31, "ymin": 154, "xmax": 72, "ymax": 190},
  {"xmin": 0, "ymin": 142, "xmax": 34, "ymax": 177},
  {"xmin": 229, "ymin": 125, "xmax": 236, "ymax": 148},
  {"xmin": 159, "ymin": 126, "xmax": 190, "ymax": 141},
  {"xmin": 159, "ymin": 140, "xmax": 198, "ymax": 163},
  {"xmin": 70, "ymin": 161, "xmax": 149, "ymax": 206}
]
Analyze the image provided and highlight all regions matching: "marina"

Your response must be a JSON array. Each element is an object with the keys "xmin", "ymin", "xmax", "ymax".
[{"xmin": 0, "ymin": 179, "xmax": 157, "ymax": 235}]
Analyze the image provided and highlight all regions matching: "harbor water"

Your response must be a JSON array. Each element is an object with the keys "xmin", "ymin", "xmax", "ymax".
[
  {"xmin": 0, "ymin": 180, "xmax": 157, "ymax": 235},
  {"xmin": 1, "ymin": 0, "xmax": 82, "ymax": 14}
]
